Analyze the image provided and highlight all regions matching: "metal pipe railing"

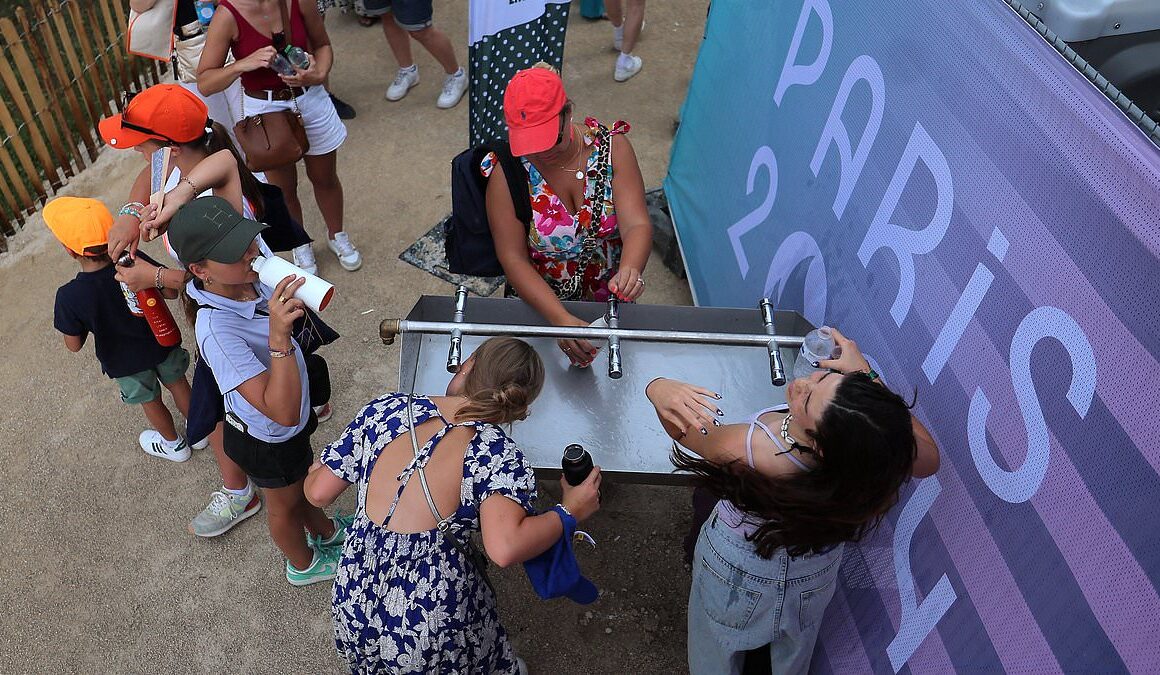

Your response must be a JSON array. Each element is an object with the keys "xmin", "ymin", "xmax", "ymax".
[{"xmin": 381, "ymin": 318, "xmax": 804, "ymax": 349}]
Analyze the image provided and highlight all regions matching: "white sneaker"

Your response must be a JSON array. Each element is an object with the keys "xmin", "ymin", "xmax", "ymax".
[
  {"xmin": 437, "ymin": 68, "xmax": 468, "ymax": 109},
  {"xmin": 614, "ymin": 53, "xmax": 643, "ymax": 82},
  {"xmin": 190, "ymin": 437, "xmax": 209, "ymax": 450},
  {"xmin": 292, "ymin": 244, "xmax": 318, "ymax": 275},
  {"xmin": 327, "ymin": 232, "xmax": 362, "ymax": 271},
  {"xmin": 139, "ymin": 430, "xmax": 190, "ymax": 463},
  {"xmin": 386, "ymin": 66, "xmax": 419, "ymax": 102},
  {"xmin": 313, "ymin": 402, "xmax": 333, "ymax": 423}
]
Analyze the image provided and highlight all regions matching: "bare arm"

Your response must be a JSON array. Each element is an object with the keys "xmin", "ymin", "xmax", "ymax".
[
  {"xmin": 108, "ymin": 167, "xmax": 151, "ymax": 260},
  {"xmin": 479, "ymin": 470, "xmax": 601, "ymax": 568},
  {"xmin": 606, "ymin": 134, "xmax": 652, "ymax": 301},
  {"xmin": 233, "ymin": 276, "xmax": 307, "ymax": 427},
  {"xmin": 910, "ymin": 417, "xmax": 940, "ymax": 478},
  {"xmin": 62, "ymin": 333, "xmax": 86, "ymax": 352},
  {"xmin": 645, "ymin": 377, "xmax": 749, "ymax": 467},
  {"xmin": 305, "ymin": 459, "xmax": 349, "ymax": 507},
  {"xmin": 141, "ymin": 150, "xmax": 245, "ymax": 240},
  {"xmin": 129, "ymin": 0, "xmax": 157, "ymax": 13}
]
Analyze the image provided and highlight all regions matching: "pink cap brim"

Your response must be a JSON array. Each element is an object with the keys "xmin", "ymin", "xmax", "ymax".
[{"xmin": 508, "ymin": 116, "xmax": 560, "ymax": 157}]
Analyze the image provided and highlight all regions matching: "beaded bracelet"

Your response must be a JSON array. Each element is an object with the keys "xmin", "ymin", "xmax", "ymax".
[
  {"xmin": 118, "ymin": 201, "xmax": 145, "ymax": 220},
  {"xmin": 269, "ymin": 344, "xmax": 297, "ymax": 359},
  {"xmin": 154, "ymin": 266, "xmax": 165, "ymax": 291},
  {"xmin": 180, "ymin": 176, "xmax": 200, "ymax": 194}
]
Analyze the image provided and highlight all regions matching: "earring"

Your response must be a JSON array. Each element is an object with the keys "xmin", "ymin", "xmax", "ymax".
[{"xmin": 205, "ymin": 277, "xmax": 213, "ymax": 286}]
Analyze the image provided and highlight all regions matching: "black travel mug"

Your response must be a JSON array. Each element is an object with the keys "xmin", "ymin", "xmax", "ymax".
[{"xmin": 562, "ymin": 443, "xmax": 594, "ymax": 487}]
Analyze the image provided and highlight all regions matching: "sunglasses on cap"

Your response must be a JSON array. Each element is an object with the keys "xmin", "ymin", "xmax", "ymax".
[{"xmin": 119, "ymin": 91, "xmax": 181, "ymax": 145}]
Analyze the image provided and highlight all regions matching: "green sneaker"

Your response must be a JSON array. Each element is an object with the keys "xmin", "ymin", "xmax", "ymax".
[
  {"xmin": 309, "ymin": 512, "xmax": 355, "ymax": 550},
  {"xmin": 285, "ymin": 545, "xmax": 342, "ymax": 587}
]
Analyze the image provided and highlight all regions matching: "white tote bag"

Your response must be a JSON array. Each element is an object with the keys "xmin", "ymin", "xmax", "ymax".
[{"xmin": 127, "ymin": 0, "xmax": 178, "ymax": 62}]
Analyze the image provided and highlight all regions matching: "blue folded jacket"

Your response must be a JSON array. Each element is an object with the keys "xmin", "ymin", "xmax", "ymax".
[{"xmin": 523, "ymin": 506, "xmax": 598, "ymax": 604}]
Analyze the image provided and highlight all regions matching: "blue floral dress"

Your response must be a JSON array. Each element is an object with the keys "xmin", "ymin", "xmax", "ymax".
[{"xmin": 321, "ymin": 393, "xmax": 537, "ymax": 674}]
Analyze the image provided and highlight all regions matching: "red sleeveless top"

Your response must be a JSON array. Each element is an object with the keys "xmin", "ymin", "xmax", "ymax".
[{"xmin": 218, "ymin": 0, "xmax": 309, "ymax": 91}]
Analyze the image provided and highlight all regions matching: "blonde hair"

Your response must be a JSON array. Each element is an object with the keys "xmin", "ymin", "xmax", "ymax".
[
  {"xmin": 456, "ymin": 337, "xmax": 545, "ymax": 425},
  {"xmin": 531, "ymin": 61, "xmax": 559, "ymax": 74}
]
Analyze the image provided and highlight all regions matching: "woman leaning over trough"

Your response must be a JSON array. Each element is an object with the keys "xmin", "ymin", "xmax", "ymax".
[
  {"xmin": 197, "ymin": 0, "xmax": 362, "ymax": 274},
  {"xmin": 485, "ymin": 63, "xmax": 653, "ymax": 370},
  {"xmin": 646, "ymin": 328, "xmax": 939, "ymax": 675},
  {"xmin": 306, "ymin": 337, "xmax": 603, "ymax": 673}
]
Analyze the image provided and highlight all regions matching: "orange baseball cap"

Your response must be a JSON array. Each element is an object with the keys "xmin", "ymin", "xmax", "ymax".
[
  {"xmin": 503, "ymin": 66, "xmax": 568, "ymax": 156},
  {"xmin": 43, "ymin": 197, "xmax": 114, "ymax": 255},
  {"xmin": 99, "ymin": 84, "xmax": 209, "ymax": 149}
]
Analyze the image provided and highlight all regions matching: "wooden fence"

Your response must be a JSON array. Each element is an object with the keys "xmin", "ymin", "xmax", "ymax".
[{"xmin": 0, "ymin": 0, "xmax": 168, "ymax": 253}]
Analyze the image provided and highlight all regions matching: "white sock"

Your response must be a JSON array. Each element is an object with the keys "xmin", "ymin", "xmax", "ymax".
[
  {"xmin": 161, "ymin": 435, "xmax": 184, "ymax": 449},
  {"xmin": 617, "ymin": 52, "xmax": 635, "ymax": 67},
  {"xmin": 224, "ymin": 484, "xmax": 252, "ymax": 500},
  {"xmin": 613, "ymin": 23, "xmax": 624, "ymax": 39}
]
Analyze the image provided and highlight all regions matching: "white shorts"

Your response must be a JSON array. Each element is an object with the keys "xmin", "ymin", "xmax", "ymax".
[{"xmin": 240, "ymin": 84, "xmax": 347, "ymax": 156}]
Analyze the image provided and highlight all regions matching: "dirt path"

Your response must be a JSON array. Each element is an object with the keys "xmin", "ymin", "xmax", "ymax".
[{"xmin": 0, "ymin": 3, "xmax": 706, "ymax": 673}]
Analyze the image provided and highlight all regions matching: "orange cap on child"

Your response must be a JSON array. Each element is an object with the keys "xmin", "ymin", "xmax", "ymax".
[{"xmin": 43, "ymin": 196, "xmax": 114, "ymax": 256}]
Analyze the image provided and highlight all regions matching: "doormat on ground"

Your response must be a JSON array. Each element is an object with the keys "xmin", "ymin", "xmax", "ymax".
[{"xmin": 397, "ymin": 215, "xmax": 506, "ymax": 296}]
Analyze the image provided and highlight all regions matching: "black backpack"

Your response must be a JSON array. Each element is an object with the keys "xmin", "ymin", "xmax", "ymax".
[{"xmin": 444, "ymin": 143, "xmax": 532, "ymax": 277}]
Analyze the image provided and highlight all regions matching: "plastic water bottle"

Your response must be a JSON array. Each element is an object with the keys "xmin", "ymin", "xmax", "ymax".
[
  {"xmin": 269, "ymin": 52, "xmax": 297, "ymax": 77},
  {"xmin": 792, "ymin": 326, "xmax": 838, "ymax": 380},
  {"xmin": 193, "ymin": 1, "xmax": 215, "ymax": 27},
  {"xmin": 282, "ymin": 45, "xmax": 310, "ymax": 70}
]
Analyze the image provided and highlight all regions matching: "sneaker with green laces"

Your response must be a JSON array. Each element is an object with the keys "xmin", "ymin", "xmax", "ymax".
[
  {"xmin": 286, "ymin": 545, "xmax": 342, "ymax": 587},
  {"xmin": 188, "ymin": 489, "xmax": 261, "ymax": 537},
  {"xmin": 309, "ymin": 512, "xmax": 355, "ymax": 550}
]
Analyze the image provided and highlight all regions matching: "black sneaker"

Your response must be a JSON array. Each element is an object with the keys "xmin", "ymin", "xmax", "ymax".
[{"xmin": 330, "ymin": 93, "xmax": 356, "ymax": 120}]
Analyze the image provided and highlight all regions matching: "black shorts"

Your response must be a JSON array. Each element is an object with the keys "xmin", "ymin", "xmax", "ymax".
[{"xmin": 223, "ymin": 411, "xmax": 318, "ymax": 489}]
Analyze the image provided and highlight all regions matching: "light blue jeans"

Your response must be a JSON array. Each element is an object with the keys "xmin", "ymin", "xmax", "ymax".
[{"xmin": 687, "ymin": 513, "xmax": 844, "ymax": 675}]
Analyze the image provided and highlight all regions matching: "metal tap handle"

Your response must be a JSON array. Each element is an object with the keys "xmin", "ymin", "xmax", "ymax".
[
  {"xmin": 606, "ymin": 297, "xmax": 622, "ymax": 379},
  {"xmin": 769, "ymin": 341, "xmax": 786, "ymax": 386},
  {"xmin": 759, "ymin": 298, "xmax": 786, "ymax": 386},
  {"xmin": 446, "ymin": 286, "xmax": 469, "ymax": 373}
]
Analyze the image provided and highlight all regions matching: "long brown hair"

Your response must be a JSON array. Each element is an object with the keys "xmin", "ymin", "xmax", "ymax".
[
  {"xmin": 676, "ymin": 373, "xmax": 917, "ymax": 557},
  {"xmin": 177, "ymin": 121, "xmax": 265, "ymax": 220},
  {"xmin": 455, "ymin": 337, "xmax": 545, "ymax": 425}
]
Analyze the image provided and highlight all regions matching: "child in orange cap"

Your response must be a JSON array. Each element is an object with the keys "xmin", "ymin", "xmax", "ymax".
[{"xmin": 45, "ymin": 196, "xmax": 195, "ymax": 462}]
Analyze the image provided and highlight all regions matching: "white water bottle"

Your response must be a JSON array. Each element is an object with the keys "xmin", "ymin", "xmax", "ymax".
[
  {"xmin": 792, "ymin": 326, "xmax": 838, "ymax": 380},
  {"xmin": 250, "ymin": 254, "xmax": 335, "ymax": 312}
]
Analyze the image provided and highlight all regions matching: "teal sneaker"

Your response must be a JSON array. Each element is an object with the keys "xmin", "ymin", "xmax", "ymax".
[
  {"xmin": 285, "ymin": 545, "xmax": 341, "ymax": 587},
  {"xmin": 309, "ymin": 512, "xmax": 354, "ymax": 550}
]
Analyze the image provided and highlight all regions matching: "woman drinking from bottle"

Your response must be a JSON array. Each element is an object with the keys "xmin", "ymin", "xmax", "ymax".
[{"xmin": 645, "ymin": 328, "xmax": 939, "ymax": 674}]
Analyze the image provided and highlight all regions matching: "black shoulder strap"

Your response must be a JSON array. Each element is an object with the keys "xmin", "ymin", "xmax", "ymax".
[{"xmin": 484, "ymin": 143, "xmax": 533, "ymax": 228}]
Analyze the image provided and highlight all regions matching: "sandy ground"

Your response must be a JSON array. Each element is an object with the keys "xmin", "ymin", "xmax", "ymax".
[{"xmin": 0, "ymin": 3, "xmax": 706, "ymax": 673}]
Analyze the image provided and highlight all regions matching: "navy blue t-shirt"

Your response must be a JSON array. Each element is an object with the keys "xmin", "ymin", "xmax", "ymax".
[{"xmin": 53, "ymin": 256, "xmax": 175, "ymax": 378}]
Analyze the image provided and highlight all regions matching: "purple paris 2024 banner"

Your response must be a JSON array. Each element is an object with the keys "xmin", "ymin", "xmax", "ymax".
[{"xmin": 665, "ymin": 0, "xmax": 1159, "ymax": 672}]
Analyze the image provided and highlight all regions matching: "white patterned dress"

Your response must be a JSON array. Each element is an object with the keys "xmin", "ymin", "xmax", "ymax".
[{"xmin": 321, "ymin": 393, "xmax": 535, "ymax": 674}]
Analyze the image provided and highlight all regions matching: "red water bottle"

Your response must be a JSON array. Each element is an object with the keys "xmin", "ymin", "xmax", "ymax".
[{"xmin": 117, "ymin": 253, "xmax": 182, "ymax": 347}]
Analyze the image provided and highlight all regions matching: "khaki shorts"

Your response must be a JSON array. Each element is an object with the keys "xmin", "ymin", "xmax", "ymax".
[{"xmin": 115, "ymin": 348, "xmax": 191, "ymax": 405}]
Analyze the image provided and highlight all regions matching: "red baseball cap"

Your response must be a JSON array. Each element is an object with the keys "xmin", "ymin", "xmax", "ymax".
[
  {"xmin": 503, "ymin": 66, "xmax": 568, "ymax": 156},
  {"xmin": 99, "ymin": 84, "xmax": 209, "ymax": 149}
]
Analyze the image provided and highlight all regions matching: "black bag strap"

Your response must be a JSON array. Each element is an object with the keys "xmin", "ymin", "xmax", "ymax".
[{"xmin": 482, "ymin": 143, "xmax": 533, "ymax": 228}]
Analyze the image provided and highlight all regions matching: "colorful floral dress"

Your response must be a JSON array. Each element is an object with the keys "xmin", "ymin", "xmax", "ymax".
[
  {"xmin": 483, "ymin": 117, "xmax": 631, "ymax": 301},
  {"xmin": 321, "ymin": 393, "xmax": 537, "ymax": 674}
]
